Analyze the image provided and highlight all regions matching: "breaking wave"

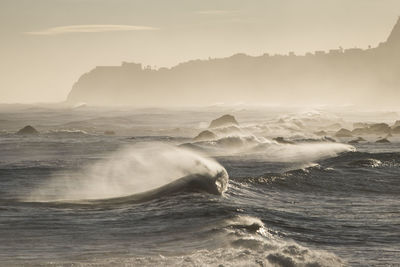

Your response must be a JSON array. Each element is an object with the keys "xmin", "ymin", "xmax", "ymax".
[
  {"xmin": 26, "ymin": 143, "xmax": 228, "ymax": 203},
  {"xmin": 48, "ymin": 215, "xmax": 343, "ymax": 267},
  {"xmin": 186, "ymin": 134, "xmax": 354, "ymax": 163}
]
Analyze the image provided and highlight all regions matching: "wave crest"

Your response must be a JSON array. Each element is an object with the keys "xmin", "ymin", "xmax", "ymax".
[{"xmin": 27, "ymin": 143, "xmax": 228, "ymax": 202}]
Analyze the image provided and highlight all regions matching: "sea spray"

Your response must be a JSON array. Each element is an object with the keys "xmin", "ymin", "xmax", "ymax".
[
  {"xmin": 253, "ymin": 142, "xmax": 356, "ymax": 162},
  {"xmin": 190, "ymin": 133, "xmax": 355, "ymax": 162},
  {"xmin": 27, "ymin": 143, "xmax": 227, "ymax": 202}
]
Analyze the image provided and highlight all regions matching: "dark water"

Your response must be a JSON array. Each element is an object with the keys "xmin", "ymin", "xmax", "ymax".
[{"xmin": 0, "ymin": 106, "xmax": 399, "ymax": 266}]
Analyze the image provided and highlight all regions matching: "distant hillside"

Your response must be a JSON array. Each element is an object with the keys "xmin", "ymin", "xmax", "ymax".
[{"xmin": 67, "ymin": 18, "xmax": 400, "ymax": 107}]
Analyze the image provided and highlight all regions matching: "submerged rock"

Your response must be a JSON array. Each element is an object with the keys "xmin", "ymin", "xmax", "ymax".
[
  {"xmin": 376, "ymin": 138, "xmax": 390, "ymax": 143},
  {"xmin": 16, "ymin": 125, "xmax": 39, "ymax": 135},
  {"xmin": 209, "ymin": 114, "xmax": 239, "ymax": 128},
  {"xmin": 335, "ymin": 128, "xmax": 352, "ymax": 137},
  {"xmin": 194, "ymin": 130, "xmax": 217, "ymax": 141}
]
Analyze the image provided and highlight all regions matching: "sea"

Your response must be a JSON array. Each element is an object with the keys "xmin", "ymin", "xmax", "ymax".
[{"xmin": 0, "ymin": 104, "xmax": 399, "ymax": 266}]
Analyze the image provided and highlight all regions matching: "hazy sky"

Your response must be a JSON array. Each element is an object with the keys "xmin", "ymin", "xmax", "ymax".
[{"xmin": 1, "ymin": 0, "xmax": 400, "ymax": 103}]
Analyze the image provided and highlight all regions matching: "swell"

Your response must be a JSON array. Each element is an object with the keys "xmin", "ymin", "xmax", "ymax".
[
  {"xmin": 239, "ymin": 151, "xmax": 400, "ymax": 195},
  {"xmin": 322, "ymin": 151, "xmax": 400, "ymax": 167}
]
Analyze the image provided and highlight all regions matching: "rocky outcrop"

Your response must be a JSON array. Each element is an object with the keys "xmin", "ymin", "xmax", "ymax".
[
  {"xmin": 376, "ymin": 138, "xmax": 390, "ymax": 143},
  {"xmin": 194, "ymin": 130, "xmax": 217, "ymax": 141},
  {"xmin": 209, "ymin": 115, "xmax": 239, "ymax": 128},
  {"xmin": 16, "ymin": 125, "xmax": 39, "ymax": 135}
]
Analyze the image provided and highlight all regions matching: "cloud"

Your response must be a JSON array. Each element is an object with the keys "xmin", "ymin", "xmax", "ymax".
[
  {"xmin": 196, "ymin": 10, "xmax": 238, "ymax": 15},
  {"xmin": 25, "ymin": 24, "xmax": 158, "ymax": 35}
]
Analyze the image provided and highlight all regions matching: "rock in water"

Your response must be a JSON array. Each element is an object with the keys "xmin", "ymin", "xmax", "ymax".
[
  {"xmin": 209, "ymin": 114, "xmax": 239, "ymax": 128},
  {"xmin": 376, "ymin": 138, "xmax": 390, "ymax": 143},
  {"xmin": 194, "ymin": 130, "xmax": 217, "ymax": 141},
  {"xmin": 17, "ymin": 125, "xmax": 39, "ymax": 135}
]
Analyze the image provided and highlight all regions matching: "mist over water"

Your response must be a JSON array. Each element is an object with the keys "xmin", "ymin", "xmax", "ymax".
[{"xmin": 191, "ymin": 135, "xmax": 354, "ymax": 162}]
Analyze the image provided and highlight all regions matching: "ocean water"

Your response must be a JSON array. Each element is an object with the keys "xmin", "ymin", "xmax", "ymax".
[{"xmin": 0, "ymin": 105, "xmax": 399, "ymax": 266}]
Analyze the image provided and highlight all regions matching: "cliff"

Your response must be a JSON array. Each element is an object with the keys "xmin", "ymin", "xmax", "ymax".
[{"xmin": 67, "ymin": 18, "xmax": 400, "ymax": 106}]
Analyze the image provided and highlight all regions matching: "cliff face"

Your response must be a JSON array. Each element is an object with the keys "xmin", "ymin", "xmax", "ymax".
[{"xmin": 67, "ymin": 18, "xmax": 400, "ymax": 107}]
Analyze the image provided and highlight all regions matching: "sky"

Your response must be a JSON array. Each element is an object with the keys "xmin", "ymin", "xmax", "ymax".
[{"xmin": 0, "ymin": 0, "xmax": 400, "ymax": 103}]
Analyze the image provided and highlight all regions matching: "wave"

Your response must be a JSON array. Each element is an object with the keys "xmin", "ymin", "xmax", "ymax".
[
  {"xmin": 35, "ymin": 215, "xmax": 342, "ymax": 266},
  {"xmin": 348, "ymin": 158, "xmax": 383, "ymax": 168},
  {"xmin": 46, "ymin": 129, "xmax": 90, "ymax": 136},
  {"xmin": 26, "ymin": 143, "xmax": 228, "ymax": 203},
  {"xmin": 322, "ymin": 151, "xmax": 400, "ymax": 168},
  {"xmin": 77, "ymin": 171, "xmax": 228, "ymax": 205},
  {"xmin": 60, "ymin": 215, "xmax": 341, "ymax": 267},
  {"xmin": 238, "ymin": 150, "xmax": 400, "ymax": 195},
  {"xmin": 220, "ymin": 216, "xmax": 342, "ymax": 266},
  {"xmin": 39, "ymin": 246, "xmax": 343, "ymax": 267}
]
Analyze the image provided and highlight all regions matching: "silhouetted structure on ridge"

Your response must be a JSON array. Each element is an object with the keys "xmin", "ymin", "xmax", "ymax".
[{"xmin": 67, "ymin": 17, "xmax": 400, "ymax": 106}]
